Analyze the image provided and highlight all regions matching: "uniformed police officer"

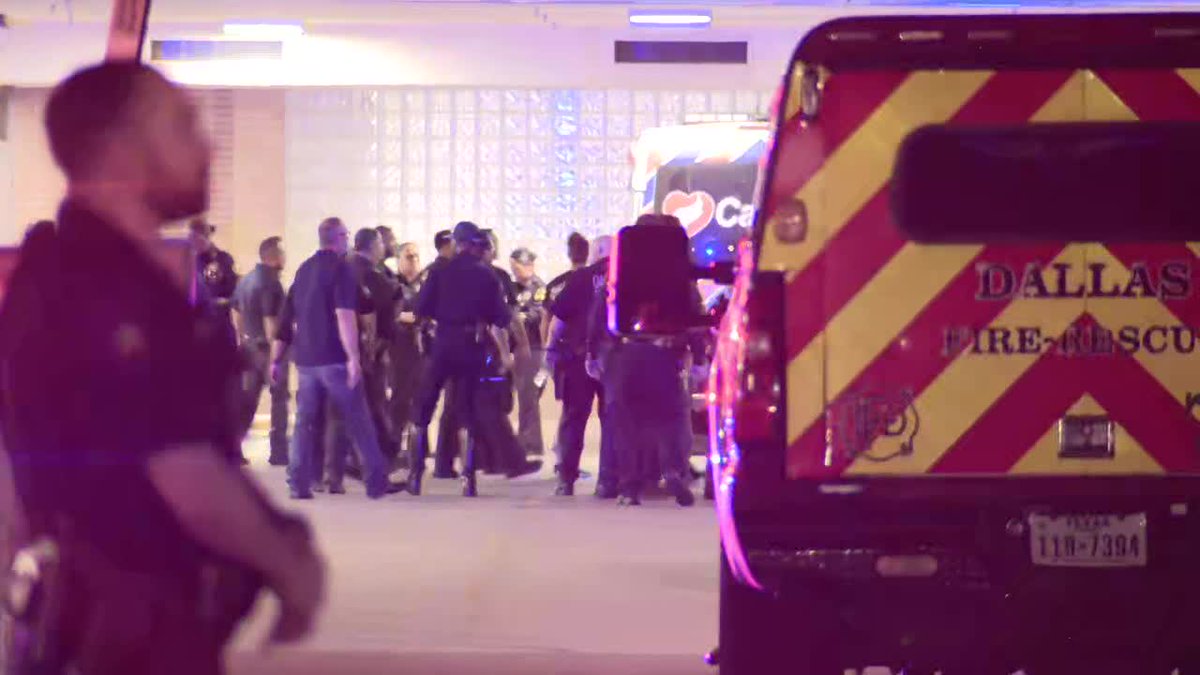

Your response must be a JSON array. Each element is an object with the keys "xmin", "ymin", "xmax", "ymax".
[
  {"xmin": 419, "ymin": 229, "xmax": 464, "ymax": 479},
  {"xmin": 387, "ymin": 241, "xmax": 424, "ymax": 467},
  {"xmin": 232, "ymin": 236, "xmax": 290, "ymax": 466},
  {"xmin": 510, "ymin": 247, "xmax": 547, "ymax": 458},
  {"xmin": 0, "ymin": 61, "xmax": 323, "ymax": 674},
  {"xmin": 594, "ymin": 216, "xmax": 697, "ymax": 507},
  {"xmin": 189, "ymin": 217, "xmax": 238, "ymax": 345},
  {"xmin": 410, "ymin": 222, "xmax": 536, "ymax": 497},
  {"xmin": 550, "ymin": 235, "xmax": 618, "ymax": 497},
  {"xmin": 350, "ymin": 228, "xmax": 401, "ymax": 462},
  {"xmin": 476, "ymin": 229, "xmax": 526, "ymax": 474},
  {"xmin": 543, "ymin": 233, "xmax": 589, "ymax": 346}
]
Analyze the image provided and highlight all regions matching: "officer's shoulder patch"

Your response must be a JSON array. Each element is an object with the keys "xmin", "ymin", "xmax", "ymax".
[{"xmin": 534, "ymin": 288, "xmax": 546, "ymax": 303}]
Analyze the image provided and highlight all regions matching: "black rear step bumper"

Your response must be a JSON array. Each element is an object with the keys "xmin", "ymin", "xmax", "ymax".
[{"xmin": 725, "ymin": 477, "xmax": 1200, "ymax": 669}]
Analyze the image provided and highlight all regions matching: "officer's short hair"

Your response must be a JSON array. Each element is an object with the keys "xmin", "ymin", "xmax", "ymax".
[
  {"xmin": 634, "ymin": 214, "xmax": 683, "ymax": 228},
  {"xmin": 354, "ymin": 227, "xmax": 380, "ymax": 253},
  {"xmin": 45, "ymin": 62, "xmax": 170, "ymax": 181},
  {"xmin": 259, "ymin": 236, "xmax": 283, "ymax": 261},
  {"xmin": 318, "ymin": 217, "xmax": 345, "ymax": 247},
  {"xmin": 376, "ymin": 225, "xmax": 394, "ymax": 240},
  {"xmin": 434, "ymin": 230, "xmax": 453, "ymax": 251},
  {"xmin": 566, "ymin": 233, "xmax": 589, "ymax": 266},
  {"xmin": 482, "ymin": 229, "xmax": 498, "ymax": 252}
]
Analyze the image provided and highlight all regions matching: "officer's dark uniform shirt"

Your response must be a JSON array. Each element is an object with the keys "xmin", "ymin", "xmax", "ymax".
[
  {"xmin": 0, "ymin": 203, "xmax": 242, "ymax": 574},
  {"xmin": 515, "ymin": 275, "xmax": 547, "ymax": 351},
  {"xmin": 551, "ymin": 259, "xmax": 608, "ymax": 356},
  {"xmin": 197, "ymin": 246, "xmax": 238, "ymax": 330},
  {"xmin": 350, "ymin": 254, "xmax": 398, "ymax": 343},
  {"xmin": 545, "ymin": 270, "xmax": 573, "ymax": 311},
  {"xmin": 417, "ymin": 256, "xmax": 452, "ymax": 350},
  {"xmin": 276, "ymin": 250, "xmax": 359, "ymax": 367},
  {"xmin": 416, "ymin": 254, "xmax": 512, "ymax": 338},
  {"xmin": 492, "ymin": 265, "xmax": 519, "ymax": 308},
  {"xmin": 232, "ymin": 263, "xmax": 285, "ymax": 345},
  {"xmin": 395, "ymin": 274, "xmax": 422, "ymax": 347}
]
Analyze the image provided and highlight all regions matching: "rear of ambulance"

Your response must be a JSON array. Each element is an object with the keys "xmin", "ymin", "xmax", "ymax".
[{"xmin": 712, "ymin": 13, "xmax": 1200, "ymax": 674}]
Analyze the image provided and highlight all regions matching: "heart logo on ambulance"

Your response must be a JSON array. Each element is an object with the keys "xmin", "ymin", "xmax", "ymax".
[{"xmin": 662, "ymin": 191, "xmax": 716, "ymax": 237}]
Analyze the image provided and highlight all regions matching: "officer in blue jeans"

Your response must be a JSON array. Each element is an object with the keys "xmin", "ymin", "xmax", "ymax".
[{"xmin": 271, "ymin": 217, "xmax": 399, "ymax": 500}]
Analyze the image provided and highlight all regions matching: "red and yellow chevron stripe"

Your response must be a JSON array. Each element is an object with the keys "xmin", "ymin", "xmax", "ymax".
[{"xmin": 762, "ymin": 65, "xmax": 1200, "ymax": 479}]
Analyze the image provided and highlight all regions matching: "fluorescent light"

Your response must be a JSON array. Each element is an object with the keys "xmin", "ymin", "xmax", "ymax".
[
  {"xmin": 222, "ymin": 22, "xmax": 305, "ymax": 40},
  {"xmin": 629, "ymin": 9, "xmax": 713, "ymax": 28}
]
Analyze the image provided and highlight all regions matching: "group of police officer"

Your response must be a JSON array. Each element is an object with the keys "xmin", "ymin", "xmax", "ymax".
[{"xmin": 194, "ymin": 211, "xmax": 699, "ymax": 505}]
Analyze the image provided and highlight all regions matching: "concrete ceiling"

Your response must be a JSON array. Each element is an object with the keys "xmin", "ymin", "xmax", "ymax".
[{"xmin": 4, "ymin": 0, "xmax": 1192, "ymax": 27}]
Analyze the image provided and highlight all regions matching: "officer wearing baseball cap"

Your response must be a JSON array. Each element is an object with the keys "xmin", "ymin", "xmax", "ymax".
[{"xmin": 408, "ymin": 221, "xmax": 538, "ymax": 497}]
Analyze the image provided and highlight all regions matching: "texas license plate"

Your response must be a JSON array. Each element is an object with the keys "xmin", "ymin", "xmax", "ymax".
[{"xmin": 1029, "ymin": 513, "xmax": 1147, "ymax": 567}]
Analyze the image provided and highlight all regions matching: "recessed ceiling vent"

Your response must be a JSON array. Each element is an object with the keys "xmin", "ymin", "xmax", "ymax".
[
  {"xmin": 150, "ymin": 40, "xmax": 283, "ymax": 61},
  {"xmin": 615, "ymin": 40, "xmax": 748, "ymax": 65}
]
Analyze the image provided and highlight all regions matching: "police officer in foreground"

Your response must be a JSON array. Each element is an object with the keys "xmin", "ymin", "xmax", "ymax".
[
  {"xmin": 551, "ymin": 235, "xmax": 618, "ymax": 497},
  {"xmin": 409, "ymin": 222, "xmax": 532, "ymax": 497},
  {"xmin": 232, "ymin": 236, "xmax": 290, "ymax": 466},
  {"xmin": 510, "ymin": 247, "xmax": 548, "ymax": 458},
  {"xmin": 593, "ymin": 216, "xmax": 696, "ymax": 507},
  {"xmin": 0, "ymin": 61, "xmax": 323, "ymax": 674},
  {"xmin": 189, "ymin": 217, "xmax": 238, "ymax": 345}
]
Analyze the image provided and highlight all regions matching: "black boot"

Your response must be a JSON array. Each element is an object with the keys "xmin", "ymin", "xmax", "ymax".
[
  {"xmin": 462, "ymin": 438, "xmax": 478, "ymax": 498},
  {"xmin": 407, "ymin": 427, "xmax": 429, "ymax": 496}
]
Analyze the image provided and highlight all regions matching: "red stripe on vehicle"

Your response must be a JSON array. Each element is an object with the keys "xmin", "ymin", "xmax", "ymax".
[
  {"xmin": 768, "ymin": 71, "xmax": 911, "ymax": 205},
  {"xmin": 784, "ymin": 70, "xmax": 1077, "ymax": 359},
  {"xmin": 1095, "ymin": 69, "xmax": 1200, "ymax": 121},
  {"xmin": 787, "ymin": 243, "xmax": 1066, "ymax": 478},
  {"xmin": 932, "ymin": 315, "xmax": 1200, "ymax": 473}
]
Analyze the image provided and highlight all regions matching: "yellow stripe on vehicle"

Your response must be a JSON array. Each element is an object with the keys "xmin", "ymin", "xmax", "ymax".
[
  {"xmin": 1009, "ymin": 395, "xmax": 1164, "ymax": 475},
  {"xmin": 759, "ymin": 70, "xmax": 992, "ymax": 272},
  {"xmin": 786, "ymin": 71, "xmax": 1092, "ymax": 450},
  {"xmin": 1084, "ymin": 70, "xmax": 1138, "ymax": 121},
  {"xmin": 845, "ymin": 246, "xmax": 1088, "ymax": 475},
  {"xmin": 1176, "ymin": 68, "xmax": 1200, "ymax": 96},
  {"xmin": 790, "ymin": 244, "xmax": 982, "ymax": 445},
  {"xmin": 1084, "ymin": 244, "xmax": 1196, "ymax": 408}
]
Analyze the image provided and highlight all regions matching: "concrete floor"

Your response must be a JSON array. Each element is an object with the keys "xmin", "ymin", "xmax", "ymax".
[{"xmin": 228, "ymin": 400, "xmax": 720, "ymax": 675}]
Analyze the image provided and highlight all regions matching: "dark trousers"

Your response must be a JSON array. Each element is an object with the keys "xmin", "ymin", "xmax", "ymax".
[
  {"xmin": 428, "ymin": 359, "xmax": 463, "ymax": 475},
  {"xmin": 239, "ymin": 342, "xmax": 290, "ymax": 462},
  {"xmin": 387, "ymin": 335, "xmax": 422, "ymax": 462},
  {"xmin": 555, "ymin": 356, "xmax": 598, "ymax": 485},
  {"xmin": 363, "ymin": 351, "xmax": 395, "ymax": 460},
  {"xmin": 414, "ymin": 342, "xmax": 486, "ymax": 475},
  {"xmin": 472, "ymin": 371, "xmax": 528, "ymax": 476},
  {"xmin": 513, "ymin": 348, "xmax": 546, "ymax": 456},
  {"xmin": 607, "ymin": 343, "xmax": 689, "ymax": 497}
]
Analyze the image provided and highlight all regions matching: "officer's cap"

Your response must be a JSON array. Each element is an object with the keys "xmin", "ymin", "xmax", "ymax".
[
  {"xmin": 453, "ymin": 221, "xmax": 483, "ymax": 243},
  {"xmin": 510, "ymin": 247, "xmax": 536, "ymax": 265}
]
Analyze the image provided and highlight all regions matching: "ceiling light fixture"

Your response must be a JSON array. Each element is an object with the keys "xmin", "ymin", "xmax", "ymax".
[
  {"xmin": 221, "ymin": 22, "xmax": 305, "ymax": 40},
  {"xmin": 628, "ymin": 9, "xmax": 713, "ymax": 28}
]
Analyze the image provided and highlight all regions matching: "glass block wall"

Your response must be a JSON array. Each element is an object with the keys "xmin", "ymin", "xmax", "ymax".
[{"xmin": 285, "ymin": 87, "xmax": 772, "ymax": 278}]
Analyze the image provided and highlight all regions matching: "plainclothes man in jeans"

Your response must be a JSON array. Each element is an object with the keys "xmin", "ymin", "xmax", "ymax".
[{"xmin": 272, "ymin": 217, "xmax": 397, "ymax": 500}]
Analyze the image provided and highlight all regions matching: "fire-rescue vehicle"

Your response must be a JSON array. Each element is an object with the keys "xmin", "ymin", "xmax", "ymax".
[{"xmin": 611, "ymin": 12, "xmax": 1200, "ymax": 674}]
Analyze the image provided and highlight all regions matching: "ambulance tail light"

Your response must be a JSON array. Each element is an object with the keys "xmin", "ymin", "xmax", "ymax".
[{"xmin": 733, "ymin": 272, "xmax": 785, "ymax": 447}]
